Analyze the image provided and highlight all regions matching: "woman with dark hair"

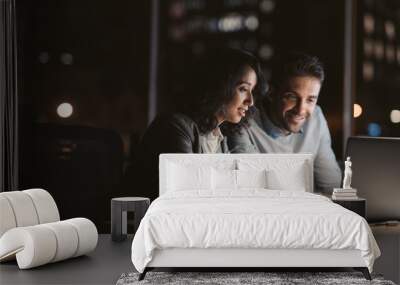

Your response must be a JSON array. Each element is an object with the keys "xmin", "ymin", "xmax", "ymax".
[{"xmin": 130, "ymin": 48, "xmax": 265, "ymax": 200}]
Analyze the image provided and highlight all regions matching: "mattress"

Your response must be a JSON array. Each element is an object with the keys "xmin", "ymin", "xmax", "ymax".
[{"xmin": 131, "ymin": 190, "xmax": 380, "ymax": 273}]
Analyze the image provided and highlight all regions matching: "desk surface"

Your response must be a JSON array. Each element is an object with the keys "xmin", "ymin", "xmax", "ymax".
[{"xmin": 0, "ymin": 234, "xmax": 133, "ymax": 285}]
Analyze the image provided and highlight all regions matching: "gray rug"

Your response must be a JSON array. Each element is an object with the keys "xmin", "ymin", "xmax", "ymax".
[{"xmin": 116, "ymin": 272, "xmax": 396, "ymax": 285}]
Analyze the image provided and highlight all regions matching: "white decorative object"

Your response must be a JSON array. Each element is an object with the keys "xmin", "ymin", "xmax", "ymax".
[
  {"xmin": 0, "ymin": 189, "xmax": 98, "ymax": 269},
  {"xmin": 343, "ymin": 156, "xmax": 353, "ymax": 189},
  {"xmin": 332, "ymin": 157, "xmax": 358, "ymax": 200}
]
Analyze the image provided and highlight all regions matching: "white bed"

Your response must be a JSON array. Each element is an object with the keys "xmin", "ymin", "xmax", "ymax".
[{"xmin": 131, "ymin": 154, "xmax": 380, "ymax": 280}]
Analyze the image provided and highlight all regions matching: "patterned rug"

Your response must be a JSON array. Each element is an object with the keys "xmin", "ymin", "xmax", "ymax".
[{"xmin": 116, "ymin": 271, "xmax": 396, "ymax": 285}]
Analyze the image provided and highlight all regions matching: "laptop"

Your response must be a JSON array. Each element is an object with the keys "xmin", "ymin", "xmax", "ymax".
[{"xmin": 345, "ymin": 136, "xmax": 400, "ymax": 222}]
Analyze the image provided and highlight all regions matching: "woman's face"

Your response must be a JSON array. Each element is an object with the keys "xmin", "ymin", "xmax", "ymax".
[{"xmin": 222, "ymin": 67, "xmax": 257, "ymax": 124}]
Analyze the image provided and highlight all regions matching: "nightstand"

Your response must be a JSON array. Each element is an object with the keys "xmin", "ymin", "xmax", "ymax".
[
  {"xmin": 332, "ymin": 198, "xmax": 366, "ymax": 218},
  {"xmin": 111, "ymin": 197, "xmax": 150, "ymax": 242}
]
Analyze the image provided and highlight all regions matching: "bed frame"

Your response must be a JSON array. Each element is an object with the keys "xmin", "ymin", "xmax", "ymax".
[
  {"xmin": 138, "ymin": 154, "xmax": 372, "ymax": 281},
  {"xmin": 139, "ymin": 248, "xmax": 370, "ymax": 280}
]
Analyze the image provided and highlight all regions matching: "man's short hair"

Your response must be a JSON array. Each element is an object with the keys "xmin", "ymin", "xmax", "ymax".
[{"xmin": 270, "ymin": 52, "xmax": 325, "ymax": 90}]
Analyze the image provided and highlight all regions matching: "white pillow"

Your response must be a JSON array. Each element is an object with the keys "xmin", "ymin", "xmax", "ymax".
[
  {"xmin": 167, "ymin": 162, "xmax": 212, "ymax": 191},
  {"xmin": 212, "ymin": 169, "xmax": 237, "ymax": 190},
  {"xmin": 266, "ymin": 167, "xmax": 307, "ymax": 191},
  {"xmin": 237, "ymin": 169, "xmax": 268, "ymax": 189},
  {"xmin": 211, "ymin": 168, "xmax": 268, "ymax": 190},
  {"xmin": 237, "ymin": 159, "xmax": 308, "ymax": 191}
]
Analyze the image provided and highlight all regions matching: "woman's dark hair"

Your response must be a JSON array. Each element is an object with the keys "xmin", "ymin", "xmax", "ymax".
[
  {"xmin": 185, "ymin": 48, "xmax": 266, "ymax": 134},
  {"xmin": 269, "ymin": 51, "xmax": 325, "ymax": 91}
]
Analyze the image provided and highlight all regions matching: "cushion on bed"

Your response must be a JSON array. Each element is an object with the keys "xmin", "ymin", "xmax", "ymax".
[
  {"xmin": 212, "ymin": 169, "xmax": 236, "ymax": 190},
  {"xmin": 159, "ymin": 154, "xmax": 313, "ymax": 195},
  {"xmin": 266, "ymin": 167, "xmax": 307, "ymax": 191},
  {"xmin": 166, "ymin": 161, "xmax": 212, "ymax": 191},
  {"xmin": 236, "ymin": 169, "xmax": 268, "ymax": 189},
  {"xmin": 237, "ymin": 158, "xmax": 310, "ymax": 191},
  {"xmin": 211, "ymin": 169, "xmax": 268, "ymax": 191}
]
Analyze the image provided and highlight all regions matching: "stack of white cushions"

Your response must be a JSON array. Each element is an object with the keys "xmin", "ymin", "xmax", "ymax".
[
  {"xmin": 163, "ymin": 154, "xmax": 312, "ymax": 194},
  {"xmin": 166, "ymin": 164, "xmax": 268, "ymax": 192},
  {"xmin": 0, "ymin": 189, "xmax": 98, "ymax": 269}
]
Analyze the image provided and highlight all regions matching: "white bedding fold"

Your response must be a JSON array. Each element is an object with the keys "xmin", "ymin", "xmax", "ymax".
[{"xmin": 131, "ymin": 190, "xmax": 380, "ymax": 273}]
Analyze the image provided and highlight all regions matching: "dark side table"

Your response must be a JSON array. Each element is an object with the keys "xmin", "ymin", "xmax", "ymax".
[
  {"xmin": 111, "ymin": 197, "xmax": 150, "ymax": 242},
  {"xmin": 332, "ymin": 198, "xmax": 366, "ymax": 218}
]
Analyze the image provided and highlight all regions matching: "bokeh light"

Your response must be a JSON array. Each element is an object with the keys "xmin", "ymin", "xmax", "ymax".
[
  {"xmin": 390, "ymin": 109, "xmax": 400, "ymax": 123},
  {"xmin": 57, "ymin": 103, "xmax": 73, "ymax": 118},
  {"xmin": 367, "ymin": 123, "xmax": 381, "ymax": 137},
  {"xmin": 353, "ymin": 103, "xmax": 363, "ymax": 118}
]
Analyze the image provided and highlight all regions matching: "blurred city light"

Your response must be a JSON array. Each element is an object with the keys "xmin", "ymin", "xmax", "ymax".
[
  {"xmin": 244, "ymin": 15, "xmax": 259, "ymax": 31},
  {"xmin": 57, "ymin": 103, "xmax": 73, "ymax": 118},
  {"xmin": 363, "ymin": 14, "xmax": 375, "ymax": 34},
  {"xmin": 38, "ymin": 52, "xmax": 50, "ymax": 64},
  {"xmin": 390, "ymin": 109, "xmax": 400, "ymax": 123},
  {"xmin": 259, "ymin": 0, "xmax": 275, "ymax": 14},
  {"xmin": 218, "ymin": 14, "xmax": 243, "ymax": 32},
  {"xmin": 362, "ymin": 61, "xmax": 374, "ymax": 81},
  {"xmin": 258, "ymin": 44, "xmax": 273, "ymax": 60},
  {"xmin": 353, "ymin": 103, "xmax": 362, "ymax": 118},
  {"xmin": 60, "ymin": 53, "xmax": 74, "ymax": 65},
  {"xmin": 374, "ymin": 41, "xmax": 384, "ymax": 60},
  {"xmin": 367, "ymin": 123, "xmax": 382, "ymax": 136},
  {"xmin": 363, "ymin": 38, "xmax": 374, "ymax": 57},
  {"xmin": 384, "ymin": 20, "xmax": 395, "ymax": 40}
]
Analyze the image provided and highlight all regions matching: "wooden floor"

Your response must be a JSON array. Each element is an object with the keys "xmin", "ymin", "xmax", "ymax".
[{"xmin": 0, "ymin": 235, "xmax": 133, "ymax": 285}]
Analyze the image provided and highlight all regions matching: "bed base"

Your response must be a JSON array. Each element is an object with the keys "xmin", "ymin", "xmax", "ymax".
[
  {"xmin": 138, "ymin": 248, "xmax": 371, "ymax": 281},
  {"xmin": 138, "ymin": 266, "xmax": 371, "ymax": 281}
]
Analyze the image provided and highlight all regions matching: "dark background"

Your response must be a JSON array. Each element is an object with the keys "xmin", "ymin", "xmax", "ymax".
[{"xmin": 15, "ymin": 0, "xmax": 400, "ymax": 232}]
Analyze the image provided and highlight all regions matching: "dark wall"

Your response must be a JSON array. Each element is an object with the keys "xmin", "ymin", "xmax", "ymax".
[
  {"xmin": 17, "ymin": 0, "xmax": 150, "ymax": 232},
  {"xmin": 274, "ymin": 0, "xmax": 345, "ymax": 157},
  {"xmin": 18, "ymin": 0, "xmax": 150, "ymax": 157}
]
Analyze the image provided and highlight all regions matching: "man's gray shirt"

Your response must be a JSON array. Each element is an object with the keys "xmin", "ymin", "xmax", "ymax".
[{"xmin": 227, "ymin": 104, "xmax": 341, "ymax": 193}]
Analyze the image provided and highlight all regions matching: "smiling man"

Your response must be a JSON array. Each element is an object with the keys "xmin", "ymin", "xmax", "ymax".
[{"xmin": 227, "ymin": 52, "xmax": 341, "ymax": 193}]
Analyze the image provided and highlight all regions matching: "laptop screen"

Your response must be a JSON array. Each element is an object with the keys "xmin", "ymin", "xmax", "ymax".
[{"xmin": 345, "ymin": 136, "xmax": 400, "ymax": 222}]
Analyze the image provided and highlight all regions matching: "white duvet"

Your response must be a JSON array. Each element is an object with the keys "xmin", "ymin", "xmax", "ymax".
[{"xmin": 131, "ymin": 190, "xmax": 380, "ymax": 273}]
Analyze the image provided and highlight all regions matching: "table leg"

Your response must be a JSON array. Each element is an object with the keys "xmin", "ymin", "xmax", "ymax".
[{"xmin": 111, "ymin": 202, "xmax": 125, "ymax": 241}]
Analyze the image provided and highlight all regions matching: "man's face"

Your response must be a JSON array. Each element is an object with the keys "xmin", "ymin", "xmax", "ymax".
[{"xmin": 270, "ymin": 76, "xmax": 321, "ymax": 134}]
